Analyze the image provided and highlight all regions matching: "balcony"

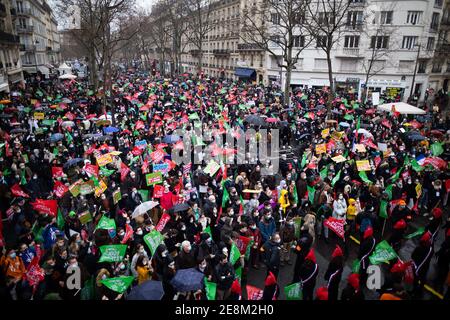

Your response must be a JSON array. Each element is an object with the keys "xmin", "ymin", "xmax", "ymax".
[
  {"xmin": 46, "ymin": 46, "xmax": 52, "ymax": 51},
  {"xmin": 0, "ymin": 3, "xmax": 6, "ymax": 17},
  {"xmin": 336, "ymin": 48, "xmax": 362, "ymax": 58},
  {"xmin": 0, "ymin": 31, "xmax": 20, "ymax": 45},
  {"xmin": 237, "ymin": 43, "xmax": 263, "ymax": 52},
  {"xmin": 431, "ymin": 65, "xmax": 443, "ymax": 73},
  {"xmin": 16, "ymin": 8, "xmax": 32, "ymax": 15},
  {"xmin": 349, "ymin": 0, "xmax": 366, "ymax": 6},
  {"xmin": 16, "ymin": 25, "xmax": 34, "ymax": 33},
  {"xmin": 22, "ymin": 44, "xmax": 36, "ymax": 52},
  {"xmin": 190, "ymin": 49, "xmax": 201, "ymax": 56},
  {"xmin": 213, "ymin": 49, "xmax": 230, "ymax": 57},
  {"xmin": 345, "ymin": 23, "xmax": 364, "ymax": 31},
  {"xmin": 435, "ymin": 43, "xmax": 450, "ymax": 54}
]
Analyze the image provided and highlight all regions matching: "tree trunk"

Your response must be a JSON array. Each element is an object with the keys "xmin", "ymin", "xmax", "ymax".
[
  {"xmin": 362, "ymin": 73, "xmax": 370, "ymax": 104},
  {"xmin": 89, "ymin": 47, "xmax": 98, "ymax": 90},
  {"xmin": 284, "ymin": 65, "xmax": 292, "ymax": 106},
  {"xmin": 326, "ymin": 50, "xmax": 334, "ymax": 116}
]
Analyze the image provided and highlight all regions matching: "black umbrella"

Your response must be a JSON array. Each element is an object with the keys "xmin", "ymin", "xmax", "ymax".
[
  {"xmin": 172, "ymin": 202, "xmax": 190, "ymax": 213},
  {"xmin": 244, "ymin": 115, "xmax": 266, "ymax": 127},
  {"xmin": 0, "ymin": 114, "xmax": 13, "ymax": 118},
  {"xmin": 63, "ymin": 158, "xmax": 84, "ymax": 168},
  {"xmin": 127, "ymin": 281, "xmax": 164, "ymax": 300},
  {"xmin": 10, "ymin": 128, "xmax": 27, "ymax": 134},
  {"xmin": 170, "ymin": 268, "xmax": 204, "ymax": 292},
  {"xmin": 299, "ymin": 133, "xmax": 311, "ymax": 139}
]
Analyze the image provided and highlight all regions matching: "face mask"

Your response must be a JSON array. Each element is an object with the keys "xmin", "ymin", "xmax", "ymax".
[
  {"xmin": 138, "ymin": 248, "xmax": 145, "ymax": 253},
  {"xmin": 142, "ymin": 261, "xmax": 148, "ymax": 266},
  {"xmin": 161, "ymin": 251, "xmax": 168, "ymax": 257},
  {"xmin": 339, "ymin": 195, "xmax": 343, "ymax": 200},
  {"xmin": 136, "ymin": 230, "xmax": 143, "ymax": 235},
  {"xmin": 265, "ymin": 215, "xmax": 271, "ymax": 220},
  {"xmin": 288, "ymin": 221, "xmax": 294, "ymax": 226},
  {"xmin": 120, "ymin": 264, "xmax": 126, "ymax": 270},
  {"xmin": 253, "ymin": 212, "xmax": 259, "ymax": 217},
  {"xmin": 119, "ymin": 232, "xmax": 125, "ymax": 237},
  {"xmin": 274, "ymin": 239, "xmax": 281, "ymax": 244},
  {"xmin": 33, "ymin": 176, "xmax": 37, "ymax": 180},
  {"xmin": 9, "ymin": 253, "xmax": 17, "ymax": 259},
  {"xmin": 71, "ymin": 263, "xmax": 78, "ymax": 268},
  {"xmin": 250, "ymin": 225, "xmax": 257, "ymax": 230},
  {"xmin": 181, "ymin": 226, "xmax": 186, "ymax": 231},
  {"xmin": 102, "ymin": 274, "xmax": 107, "ymax": 280}
]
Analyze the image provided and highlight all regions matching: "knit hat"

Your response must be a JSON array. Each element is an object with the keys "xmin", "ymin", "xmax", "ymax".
[
  {"xmin": 390, "ymin": 260, "xmax": 407, "ymax": 274},
  {"xmin": 316, "ymin": 286, "xmax": 328, "ymax": 300},
  {"xmin": 420, "ymin": 231, "xmax": 432, "ymax": 245},
  {"xmin": 331, "ymin": 245, "xmax": 343, "ymax": 258},
  {"xmin": 305, "ymin": 249, "xmax": 316, "ymax": 263},
  {"xmin": 264, "ymin": 271, "xmax": 277, "ymax": 287},
  {"xmin": 363, "ymin": 227, "xmax": 373, "ymax": 239},
  {"xmin": 393, "ymin": 219, "xmax": 407, "ymax": 230},
  {"xmin": 348, "ymin": 273, "xmax": 360, "ymax": 290},
  {"xmin": 398, "ymin": 200, "xmax": 406, "ymax": 206},
  {"xmin": 432, "ymin": 207, "xmax": 443, "ymax": 219}
]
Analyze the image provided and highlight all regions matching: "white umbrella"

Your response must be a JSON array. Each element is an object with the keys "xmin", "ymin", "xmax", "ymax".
[
  {"xmin": 377, "ymin": 102, "xmax": 426, "ymax": 115},
  {"xmin": 354, "ymin": 129, "xmax": 373, "ymax": 138},
  {"xmin": 59, "ymin": 73, "xmax": 77, "ymax": 80},
  {"xmin": 61, "ymin": 121, "xmax": 76, "ymax": 128},
  {"xmin": 132, "ymin": 201, "xmax": 159, "ymax": 218}
]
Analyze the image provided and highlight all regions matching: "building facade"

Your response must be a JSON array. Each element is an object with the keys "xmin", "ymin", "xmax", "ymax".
[
  {"xmin": 0, "ymin": 0, "xmax": 23, "ymax": 92},
  {"xmin": 11, "ymin": 0, "xmax": 61, "ymax": 78}
]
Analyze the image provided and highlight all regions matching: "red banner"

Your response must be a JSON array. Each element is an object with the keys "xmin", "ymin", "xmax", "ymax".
[
  {"xmin": 156, "ymin": 213, "xmax": 171, "ymax": 232},
  {"xmin": 153, "ymin": 185, "xmax": 164, "ymax": 198},
  {"xmin": 246, "ymin": 285, "xmax": 263, "ymax": 300},
  {"xmin": 25, "ymin": 256, "xmax": 45, "ymax": 287},
  {"xmin": 121, "ymin": 223, "xmax": 134, "ymax": 244},
  {"xmin": 51, "ymin": 166, "xmax": 64, "ymax": 178},
  {"xmin": 53, "ymin": 181, "xmax": 69, "ymax": 198},
  {"xmin": 236, "ymin": 236, "xmax": 251, "ymax": 255},
  {"xmin": 150, "ymin": 149, "xmax": 165, "ymax": 163},
  {"xmin": 324, "ymin": 218, "xmax": 346, "ymax": 239},
  {"xmin": 11, "ymin": 183, "xmax": 30, "ymax": 198},
  {"xmin": 84, "ymin": 164, "xmax": 99, "ymax": 177},
  {"xmin": 31, "ymin": 199, "xmax": 58, "ymax": 216},
  {"xmin": 120, "ymin": 162, "xmax": 130, "ymax": 182}
]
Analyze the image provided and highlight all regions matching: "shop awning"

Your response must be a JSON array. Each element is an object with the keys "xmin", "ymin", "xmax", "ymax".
[
  {"xmin": 37, "ymin": 65, "xmax": 49, "ymax": 76},
  {"xmin": 235, "ymin": 67, "xmax": 256, "ymax": 78}
]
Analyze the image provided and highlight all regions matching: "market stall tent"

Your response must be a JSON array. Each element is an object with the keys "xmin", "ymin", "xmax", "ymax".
[
  {"xmin": 58, "ymin": 62, "xmax": 72, "ymax": 75},
  {"xmin": 377, "ymin": 102, "xmax": 426, "ymax": 115}
]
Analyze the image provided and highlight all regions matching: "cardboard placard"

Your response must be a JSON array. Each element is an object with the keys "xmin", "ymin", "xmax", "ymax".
[
  {"xmin": 146, "ymin": 172, "xmax": 163, "ymax": 186},
  {"xmin": 356, "ymin": 160, "xmax": 371, "ymax": 171}
]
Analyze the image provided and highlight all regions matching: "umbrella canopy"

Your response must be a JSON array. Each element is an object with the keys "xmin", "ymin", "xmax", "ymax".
[
  {"xmin": 96, "ymin": 135, "xmax": 113, "ymax": 142},
  {"xmin": 170, "ymin": 268, "xmax": 204, "ymax": 292},
  {"xmin": 244, "ymin": 115, "xmax": 266, "ymax": 127},
  {"xmin": 63, "ymin": 158, "xmax": 84, "ymax": 168},
  {"xmin": 339, "ymin": 122, "xmax": 350, "ymax": 128},
  {"xmin": 132, "ymin": 201, "xmax": 159, "ymax": 218},
  {"xmin": 377, "ymin": 102, "xmax": 426, "ymax": 115},
  {"xmin": 10, "ymin": 128, "xmax": 28, "ymax": 134},
  {"xmin": 59, "ymin": 73, "xmax": 77, "ymax": 80},
  {"xmin": 162, "ymin": 135, "xmax": 181, "ymax": 144},
  {"xmin": 355, "ymin": 129, "xmax": 373, "ymax": 138},
  {"xmin": 406, "ymin": 131, "xmax": 426, "ymax": 141},
  {"xmin": 171, "ymin": 202, "xmax": 190, "ymax": 213},
  {"xmin": 62, "ymin": 98, "xmax": 72, "ymax": 104},
  {"xmin": 0, "ymin": 114, "xmax": 13, "ymax": 118},
  {"xmin": 49, "ymin": 133, "xmax": 64, "ymax": 142},
  {"xmin": 127, "ymin": 281, "xmax": 164, "ymax": 300},
  {"xmin": 61, "ymin": 121, "xmax": 76, "ymax": 128},
  {"xmin": 104, "ymin": 126, "xmax": 119, "ymax": 133}
]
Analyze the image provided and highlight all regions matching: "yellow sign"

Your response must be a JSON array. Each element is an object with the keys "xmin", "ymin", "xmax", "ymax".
[
  {"xmin": 95, "ymin": 179, "xmax": 108, "ymax": 197},
  {"xmin": 96, "ymin": 154, "xmax": 113, "ymax": 167},
  {"xmin": 331, "ymin": 131, "xmax": 344, "ymax": 141},
  {"xmin": 321, "ymin": 128, "xmax": 330, "ymax": 139},
  {"xmin": 30, "ymin": 99, "xmax": 38, "ymax": 106},
  {"xmin": 356, "ymin": 160, "xmax": 371, "ymax": 171},
  {"xmin": 108, "ymin": 151, "xmax": 122, "ymax": 156},
  {"xmin": 34, "ymin": 112, "xmax": 45, "ymax": 120},
  {"xmin": 315, "ymin": 143, "xmax": 327, "ymax": 155},
  {"xmin": 332, "ymin": 155, "xmax": 347, "ymax": 163},
  {"xmin": 355, "ymin": 144, "xmax": 367, "ymax": 153}
]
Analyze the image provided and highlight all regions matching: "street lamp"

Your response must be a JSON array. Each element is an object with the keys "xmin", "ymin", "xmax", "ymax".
[{"xmin": 409, "ymin": 43, "xmax": 421, "ymax": 100}]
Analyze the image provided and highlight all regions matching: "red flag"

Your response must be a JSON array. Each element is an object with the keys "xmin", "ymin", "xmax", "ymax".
[
  {"xmin": 84, "ymin": 164, "xmax": 99, "ymax": 177},
  {"xmin": 11, "ymin": 183, "xmax": 30, "ymax": 198},
  {"xmin": 153, "ymin": 185, "xmax": 165, "ymax": 198},
  {"xmin": 150, "ymin": 149, "xmax": 165, "ymax": 163},
  {"xmin": 85, "ymin": 144, "xmax": 97, "ymax": 155},
  {"xmin": 51, "ymin": 166, "xmax": 64, "ymax": 178},
  {"xmin": 131, "ymin": 146, "xmax": 144, "ymax": 156},
  {"xmin": 156, "ymin": 213, "xmax": 171, "ymax": 232},
  {"xmin": 324, "ymin": 218, "xmax": 346, "ymax": 239},
  {"xmin": 53, "ymin": 181, "xmax": 69, "ymax": 198},
  {"xmin": 374, "ymin": 156, "xmax": 381, "ymax": 168},
  {"xmin": 25, "ymin": 256, "xmax": 45, "ymax": 287},
  {"xmin": 135, "ymin": 120, "xmax": 145, "ymax": 130},
  {"xmin": 31, "ymin": 199, "xmax": 58, "ymax": 216},
  {"xmin": 120, "ymin": 162, "xmax": 130, "ymax": 182},
  {"xmin": 236, "ymin": 236, "xmax": 251, "ymax": 255},
  {"xmin": 246, "ymin": 285, "xmax": 263, "ymax": 300},
  {"xmin": 121, "ymin": 223, "xmax": 134, "ymax": 244},
  {"xmin": 142, "ymin": 158, "xmax": 149, "ymax": 174}
]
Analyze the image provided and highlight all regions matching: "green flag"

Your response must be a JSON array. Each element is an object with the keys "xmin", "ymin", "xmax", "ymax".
[
  {"xmin": 235, "ymin": 266, "xmax": 242, "ymax": 284},
  {"xmin": 20, "ymin": 169, "xmax": 27, "ymax": 185},
  {"xmin": 189, "ymin": 112, "xmax": 200, "ymax": 120},
  {"xmin": 204, "ymin": 226, "xmax": 212, "ymax": 239},
  {"xmin": 293, "ymin": 217, "xmax": 302, "ymax": 238},
  {"xmin": 204, "ymin": 278, "xmax": 217, "ymax": 300},
  {"xmin": 138, "ymin": 189, "xmax": 149, "ymax": 202},
  {"xmin": 221, "ymin": 187, "xmax": 230, "ymax": 208},
  {"xmin": 300, "ymin": 152, "xmax": 307, "ymax": 169},
  {"xmin": 431, "ymin": 142, "xmax": 444, "ymax": 156},
  {"xmin": 351, "ymin": 260, "xmax": 360, "ymax": 274},
  {"xmin": 229, "ymin": 243, "xmax": 241, "ymax": 265},
  {"xmin": 379, "ymin": 200, "xmax": 388, "ymax": 219},
  {"xmin": 98, "ymin": 244, "xmax": 127, "ymax": 263},
  {"xmin": 410, "ymin": 159, "xmax": 424, "ymax": 172},
  {"xmin": 284, "ymin": 282, "xmax": 302, "ymax": 300},
  {"xmin": 369, "ymin": 240, "xmax": 397, "ymax": 265},
  {"xmin": 331, "ymin": 169, "xmax": 342, "ymax": 187},
  {"xmin": 292, "ymin": 184, "xmax": 298, "ymax": 205},
  {"xmin": 307, "ymin": 185, "xmax": 315, "ymax": 204},
  {"xmin": 57, "ymin": 208, "xmax": 65, "ymax": 230},
  {"xmin": 96, "ymin": 215, "xmax": 116, "ymax": 231},
  {"xmin": 65, "ymin": 132, "xmax": 73, "ymax": 145},
  {"xmin": 32, "ymin": 222, "xmax": 44, "ymax": 243},
  {"xmin": 143, "ymin": 230, "xmax": 165, "ymax": 255},
  {"xmin": 80, "ymin": 277, "xmax": 95, "ymax": 300},
  {"xmin": 100, "ymin": 167, "xmax": 115, "ymax": 177},
  {"xmin": 319, "ymin": 165, "xmax": 329, "ymax": 180},
  {"xmin": 404, "ymin": 226, "xmax": 425, "ymax": 239},
  {"xmin": 356, "ymin": 116, "xmax": 361, "ymax": 131},
  {"xmin": 385, "ymin": 184, "xmax": 393, "ymax": 200},
  {"xmin": 101, "ymin": 276, "xmax": 134, "ymax": 293},
  {"xmin": 90, "ymin": 175, "xmax": 99, "ymax": 187},
  {"xmin": 358, "ymin": 171, "xmax": 372, "ymax": 184},
  {"xmin": 390, "ymin": 167, "xmax": 403, "ymax": 183},
  {"xmin": 244, "ymin": 240, "xmax": 254, "ymax": 260}
]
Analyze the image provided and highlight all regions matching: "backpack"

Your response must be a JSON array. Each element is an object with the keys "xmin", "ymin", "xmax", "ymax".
[{"xmin": 360, "ymin": 217, "xmax": 372, "ymax": 233}]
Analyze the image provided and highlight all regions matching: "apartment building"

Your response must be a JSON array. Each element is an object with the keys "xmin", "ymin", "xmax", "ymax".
[
  {"xmin": 11, "ymin": 0, "xmax": 60, "ymax": 78},
  {"xmin": 0, "ymin": 0, "xmax": 23, "ymax": 92}
]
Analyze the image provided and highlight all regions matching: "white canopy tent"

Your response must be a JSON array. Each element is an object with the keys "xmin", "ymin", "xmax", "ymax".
[
  {"xmin": 58, "ymin": 62, "xmax": 72, "ymax": 75},
  {"xmin": 59, "ymin": 73, "xmax": 77, "ymax": 80},
  {"xmin": 377, "ymin": 102, "xmax": 426, "ymax": 115}
]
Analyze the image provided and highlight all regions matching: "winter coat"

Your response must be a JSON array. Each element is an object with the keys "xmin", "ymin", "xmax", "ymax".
[
  {"xmin": 214, "ymin": 262, "xmax": 235, "ymax": 290},
  {"xmin": 258, "ymin": 218, "xmax": 276, "ymax": 243}
]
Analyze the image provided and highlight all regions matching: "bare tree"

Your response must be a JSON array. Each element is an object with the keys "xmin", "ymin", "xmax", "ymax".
[
  {"xmin": 147, "ymin": 5, "xmax": 172, "ymax": 76},
  {"xmin": 305, "ymin": 0, "xmax": 352, "ymax": 105},
  {"xmin": 184, "ymin": 0, "xmax": 216, "ymax": 74},
  {"xmin": 241, "ymin": 0, "xmax": 312, "ymax": 105}
]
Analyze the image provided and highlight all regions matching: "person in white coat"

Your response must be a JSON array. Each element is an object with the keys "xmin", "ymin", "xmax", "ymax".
[{"xmin": 332, "ymin": 193, "xmax": 347, "ymax": 220}]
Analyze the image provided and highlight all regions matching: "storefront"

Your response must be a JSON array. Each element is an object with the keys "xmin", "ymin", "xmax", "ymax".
[
  {"xmin": 235, "ymin": 67, "xmax": 256, "ymax": 81},
  {"xmin": 365, "ymin": 79, "xmax": 406, "ymax": 100},
  {"xmin": 335, "ymin": 77, "xmax": 360, "ymax": 99},
  {"xmin": 290, "ymin": 78, "xmax": 309, "ymax": 91}
]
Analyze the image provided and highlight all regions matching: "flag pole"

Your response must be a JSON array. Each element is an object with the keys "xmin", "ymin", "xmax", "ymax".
[{"xmin": 381, "ymin": 218, "xmax": 387, "ymax": 237}]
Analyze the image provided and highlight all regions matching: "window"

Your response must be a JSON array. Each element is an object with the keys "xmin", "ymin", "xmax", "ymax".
[
  {"xmin": 417, "ymin": 60, "xmax": 427, "ymax": 73},
  {"xmin": 316, "ymin": 35, "xmax": 329, "ymax": 48},
  {"xmin": 380, "ymin": 11, "xmax": 393, "ymax": 24},
  {"xmin": 318, "ymin": 12, "xmax": 334, "ymax": 25},
  {"xmin": 293, "ymin": 12, "xmax": 305, "ymax": 25},
  {"xmin": 435, "ymin": 0, "xmax": 443, "ymax": 8},
  {"xmin": 347, "ymin": 11, "xmax": 364, "ymax": 28},
  {"xmin": 399, "ymin": 60, "xmax": 414, "ymax": 71},
  {"xmin": 293, "ymin": 35, "xmax": 305, "ymax": 48},
  {"xmin": 370, "ymin": 36, "xmax": 389, "ymax": 49},
  {"xmin": 295, "ymin": 58, "xmax": 303, "ymax": 70},
  {"xmin": 407, "ymin": 11, "xmax": 422, "ymax": 25},
  {"xmin": 341, "ymin": 59, "xmax": 357, "ymax": 72},
  {"xmin": 372, "ymin": 60, "xmax": 386, "ymax": 71},
  {"xmin": 430, "ymin": 12, "xmax": 440, "ymax": 30},
  {"xmin": 314, "ymin": 58, "xmax": 328, "ymax": 70},
  {"xmin": 344, "ymin": 35, "xmax": 360, "ymax": 48},
  {"xmin": 349, "ymin": 0, "xmax": 364, "ymax": 3},
  {"xmin": 402, "ymin": 36, "xmax": 418, "ymax": 49},
  {"xmin": 432, "ymin": 61, "xmax": 443, "ymax": 73},
  {"xmin": 271, "ymin": 13, "xmax": 281, "ymax": 25},
  {"xmin": 427, "ymin": 37, "xmax": 435, "ymax": 50}
]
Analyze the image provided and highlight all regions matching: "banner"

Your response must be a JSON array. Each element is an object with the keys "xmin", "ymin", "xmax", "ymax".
[
  {"xmin": 79, "ymin": 211, "xmax": 93, "ymax": 225},
  {"xmin": 121, "ymin": 223, "xmax": 134, "ymax": 244},
  {"xmin": 94, "ymin": 179, "xmax": 108, "ymax": 197},
  {"xmin": 96, "ymin": 154, "xmax": 113, "ymax": 167},
  {"xmin": 183, "ymin": 163, "xmax": 192, "ymax": 175},
  {"xmin": 31, "ymin": 199, "xmax": 57, "ymax": 216},
  {"xmin": 369, "ymin": 240, "xmax": 397, "ymax": 265},
  {"xmin": 11, "ymin": 183, "xmax": 30, "ymax": 198},
  {"xmin": 143, "ymin": 230, "xmax": 165, "ymax": 255},
  {"xmin": 204, "ymin": 160, "xmax": 220, "ymax": 177},
  {"xmin": 321, "ymin": 128, "xmax": 330, "ymax": 139},
  {"xmin": 153, "ymin": 185, "xmax": 164, "ymax": 198},
  {"xmin": 246, "ymin": 285, "xmax": 263, "ymax": 300},
  {"xmin": 404, "ymin": 226, "xmax": 425, "ymax": 239},
  {"xmin": 99, "ymin": 244, "xmax": 127, "ymax": 263},
  {"xmin": 204, "ymin": 278, "xmax": 217, "ymax": 300},
  {"xmin": 146, "ymin": 172, "xmax": 163, "ymax": 186},
  {"xmin": 284, "ymin": 282, "xmax": 302, "ymax": 300},
  {"xmin": 356, "ymin": 160, "xmax": 371, "ymax": 171},
  {"xmin": 25, "ymin": 256, "xmax": 45, "ymax": 287},
  {"xmin": 101, "ymin": 276, "xmax": 134, "ymax": 293},
  {"xmin": 355, "ymin": 144, "xmax": 367, "ymax": 153},
  {"xmin": 155, "ymin": 213, "xmax": 171, "ymax": 232},
  {"xmin": 79, "ymin": 181, "xmax": 95, "ymax": 195},
  {"xmin": 150, "ymin": 149, "xmax": 165, "ymax": 163},
  {"xmin": 113, "ymin": 189, "xmax": 122, "ymax": 205},
  {"xmin": 51, "ymin": 166, "xmax": 64, "ymax": 178},
  {"xmin": 315, "ymin": 143, "xmax": 326, "ymax": 155},
  {"xmin": 331, "ymin": 155, "xmax": 346, "ymax": 163},
  {"xmin": 379, "ymin": 200, "xmax": 388, "ymax": 219},
  {"xmin": 324, "ymin": 218, "xmax": 346, "ymax": 239},
  {"xmin": 138, "ymin": 189, "xmax": 149, "ymax": 202},
  {"xmin": 34, "ymin": 112, "xmax": 45, "ymax": 120},
  {"xmin": 84, "ymin": 164, "xmax": 99, "ymax": 177},
  {"xmin": 153, "ymin": 163, "xmax": 169, "ymax": 174},
  {"xmin": 53, "ymin": 181, "xmax": 68, "ymax": 198},
  {"xmin": 96, "ymin": 215, "xmax": 116, "ymax": 230}
]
